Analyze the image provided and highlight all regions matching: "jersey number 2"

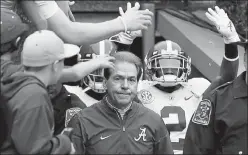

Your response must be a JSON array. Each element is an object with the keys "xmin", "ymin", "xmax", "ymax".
[{"xmin": 161, "ymin": 106, "xmax": 186, "ymax": 151}]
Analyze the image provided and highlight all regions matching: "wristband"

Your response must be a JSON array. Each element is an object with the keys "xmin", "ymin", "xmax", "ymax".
[{"xmin": 118, "ymin": 16, "xmax": 127, "ymax": 33}]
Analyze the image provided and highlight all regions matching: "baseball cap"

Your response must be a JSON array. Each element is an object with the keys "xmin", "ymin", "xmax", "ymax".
[
  {"xmin": 22, "ymin": 30, "xmax": 80, "ymax": 67},
  {"xmin": 1, "ymin": 8, "xmax": 29, "ymax": 44}
]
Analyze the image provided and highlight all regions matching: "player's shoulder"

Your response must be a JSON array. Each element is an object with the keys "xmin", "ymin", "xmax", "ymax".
[
  {"xmin": 188, "ymin": 77, "xmax": 211, "ymax": 87},
  {"xmin": 186, "ymin": 77, "xmax": 211, "ymax": 96},
  {"xmin": 138, "ymin": 80, "xmax": 153, "ymax": 91}
]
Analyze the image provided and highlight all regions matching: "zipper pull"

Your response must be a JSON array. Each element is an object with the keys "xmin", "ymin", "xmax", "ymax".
[{"xmin": 123, "ymin": 126, "xmax": 125, "ymax": 132}]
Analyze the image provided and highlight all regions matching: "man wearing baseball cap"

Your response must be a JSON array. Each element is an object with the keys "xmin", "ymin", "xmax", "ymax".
[
  {"xmin": 0, "ymin": 30, "xmax": 76, "ymax": 154},
  {"xmin": 0, "ymin": 7, "xmax": 116, "ymax": 137},
  {"xmin": 1, "ymin": 8, "xmax": 29, "ymax": 80},
  {"xmin": 0, "ymin": 9, "xmax": 30, "ymax": 147}
]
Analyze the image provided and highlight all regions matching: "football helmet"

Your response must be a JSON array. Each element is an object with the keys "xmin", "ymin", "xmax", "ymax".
[
  {"xmin": 80, "ymin": 40, "xmax": 117, "ymax": 93},
  {"xmin": 145, "ymin": 40, "xmax": 191, "ymax": 87}
]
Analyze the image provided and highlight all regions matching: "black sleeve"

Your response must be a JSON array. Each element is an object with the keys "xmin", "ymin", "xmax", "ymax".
[
  {"xmin": 183, "ymin": 92, "xmax": 217, "ymax": 154},
  {"xmin": 68, "ymin": 113, "xmax": 87, "ymax": 154},
  {"xmin": 220, "ymin": 43, "xmax": 239, "ymax": 80},
  {"xmin": 11, "ymin": 94, "xmax": 71, "ymax": 154},
  {"xmin": 154, "ymin": 118, "xmax": 174, "ymax": 154},
  {"xmin": 203, "ymin": 43, "xmax": 238, "ymax": 95}
]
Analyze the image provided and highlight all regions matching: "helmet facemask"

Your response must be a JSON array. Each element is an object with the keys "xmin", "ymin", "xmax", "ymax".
[
  {"xmin": 81, "ymin": 56, "xmax": 107, "ymax": 94},
  {"xmin": 147, "ymin": 51, "xmax": 191, "ymax": 87}
]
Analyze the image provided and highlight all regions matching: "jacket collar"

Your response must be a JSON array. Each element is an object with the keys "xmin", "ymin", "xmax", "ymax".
[
  {"xmin": 100, "ymin": 95, "xmax": 139, "ymax": 116},
  {"xmin": 233, "ymin": 71, "xmax": 247, "ymax": 99}
]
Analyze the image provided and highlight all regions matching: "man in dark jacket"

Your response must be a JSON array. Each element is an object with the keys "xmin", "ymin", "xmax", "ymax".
[
  {"xmin": 183, "ymin": 46, "xmax": 247, "ymax": 155},
  {"xmin": 68, "ymin": 51, "xmax": 174, "ymax": 154},
  {"xmin": 183, "ymin": 6, "xmax": 248, "ymax": 155},
  {"xmin": 0, "ymin": 30, "xmax": 77, "ymax": 154}
]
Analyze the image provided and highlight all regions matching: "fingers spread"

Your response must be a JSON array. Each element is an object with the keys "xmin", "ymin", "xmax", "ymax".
[
  {"xmin": 205, "ymin": 12, "xmax": 217, "ymax": 23},
  {"xmin": 127, "ymin": 2, "xmax": 132, "ymax": 10},
  {"xmin": 215, "ymin": 6, "xmax": 221, "ymax": 14},
  {"xmin": 208, "ymin": 8, "xmax": 218, "ymax": 18},
  {"xmin": 119, "ymin": 7, "xmax": 125, "ymax": 16},
  {"xmin": 134, "ymin": 2, "xmax": 140, "ymax": 10}
]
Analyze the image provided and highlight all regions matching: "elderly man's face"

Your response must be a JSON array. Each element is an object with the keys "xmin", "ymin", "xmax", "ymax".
[{"xmin": 106, "ymin": 61, "xmax": 138, "ymax": 108}]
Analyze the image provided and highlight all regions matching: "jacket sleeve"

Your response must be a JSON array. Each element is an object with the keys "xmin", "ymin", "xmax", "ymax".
[
  {"xmin": 154, "ymin": 118, "xmax": 174, "ymax": 154},
  {"xmin": 183, "ymin": 91, "xmax": 217, "ymax": 154},
  {"xmin": 203, "ymin": 43, "xmax": 238, "ymax": 95},
  {"xmin": 67, "ymin": 113, "xmax": 87, "ymax": 154},
  {"xmin": 11, "ymin": 93, "xmax": 71, "ymax": 154}
]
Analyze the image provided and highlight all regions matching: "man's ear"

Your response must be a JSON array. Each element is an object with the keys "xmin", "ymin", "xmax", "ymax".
[{"xmin": 52, "ymin": 61, "xmax": 60, "ymax": 72}]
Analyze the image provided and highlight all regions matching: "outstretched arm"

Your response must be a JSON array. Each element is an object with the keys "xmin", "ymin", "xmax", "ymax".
[
  {"xmin": 60, "ymin": 55, "xmax": 115, "ymax": 83},
  {"xmin": 21, "ymin": 1, "xmax": 153, "ymax": 45}
]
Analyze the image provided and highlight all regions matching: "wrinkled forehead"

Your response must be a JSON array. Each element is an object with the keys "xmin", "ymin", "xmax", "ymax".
[{"xmin": 110, "ymin": 61, "xmax": 138, "ymax": 78}]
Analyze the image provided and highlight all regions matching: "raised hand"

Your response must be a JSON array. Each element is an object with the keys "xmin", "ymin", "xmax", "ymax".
[
  {"xmin": 119, "ymin": 2, "xmax": 153, "ymax": 31},
  {"xmin": 92, "ymin": 55, "xmax": 115, "ymax": 70},
  {"xmin": 205, "ymin": 6, "xmax": 240, "ymax": 43}
]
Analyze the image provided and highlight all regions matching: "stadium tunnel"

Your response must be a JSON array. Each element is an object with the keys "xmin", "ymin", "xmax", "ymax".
[{"xmin": 71, "ymin": 0, "xmax": 246, "ymax": 82}]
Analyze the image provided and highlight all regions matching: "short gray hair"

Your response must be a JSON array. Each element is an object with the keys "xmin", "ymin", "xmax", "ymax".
[{"xmin": 104, "ymin": 51, "xmax": 143, "ymax": 80}]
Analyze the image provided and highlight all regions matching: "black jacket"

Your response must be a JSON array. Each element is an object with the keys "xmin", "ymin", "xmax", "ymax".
[
  {"xmin": 183, "ymin": 72, "xmax": 247, "ymax": 154},
  {"xmin": 0, "ymin": 72, "xmax": 71, "ymax": 154},
  {"xmin": 68, "ymin": 96, "xmax": 174, "ymax": 154}
]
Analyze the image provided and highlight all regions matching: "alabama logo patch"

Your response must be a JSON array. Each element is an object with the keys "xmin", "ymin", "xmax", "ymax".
[
  {"xmin": 65, "ymin": 107, "xmax": 82, "ymax": 127},
  {"xmin": 137, "ymin": 89, "xmax": 154, "ymax": 104},
  {"xmin": 192, "ymin": 99, "xmax": 212, "ymax": 125}
]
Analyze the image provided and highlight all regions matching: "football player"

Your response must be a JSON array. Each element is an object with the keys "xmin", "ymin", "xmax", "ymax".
[
  {"xmin": 137, "ymin": 6, "xmax": 241, "ymax": 154},
  {"xmin": 64, "ymin": 40, "xmax": 117, "ymax": 107}
]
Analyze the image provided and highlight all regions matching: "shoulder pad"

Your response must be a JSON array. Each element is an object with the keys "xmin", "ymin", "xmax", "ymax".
[
  {"xmin": 138, "ymin": 80, "xmax": 154, "ymax": 91},
  {"xmin": 186, "ymin": 78, "xmax": 211, "ymax": 97},
  {"xmin": 65, "ymin": 107, "xmax": 82, "ymax": 127}
]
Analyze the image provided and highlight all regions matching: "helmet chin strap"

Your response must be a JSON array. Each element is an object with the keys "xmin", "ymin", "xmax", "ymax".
[
  {"xmin": 155, "ymin": 84, "xmax": 181, "ymax": 93},
  {"xmin": 150, "ymin": 74, "xmax": 186, "ymax": 93}
]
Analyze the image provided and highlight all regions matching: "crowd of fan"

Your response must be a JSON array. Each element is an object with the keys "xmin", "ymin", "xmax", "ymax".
[
  {"xmin": 0, "ymin": 1, "xmax": 247, "ymax": 155},
  {"xmin": 0, "ymin": 1, "xmax": 153, "ymax": 154}
]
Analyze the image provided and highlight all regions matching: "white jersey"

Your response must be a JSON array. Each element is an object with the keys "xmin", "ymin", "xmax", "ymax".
[
  {"xmin": 137, "ymin": 78, "xmax": 210, "ymax": 154},
  {"xmin": 64, "ymin": 85, "xmax": 99, "ymax": 107}
]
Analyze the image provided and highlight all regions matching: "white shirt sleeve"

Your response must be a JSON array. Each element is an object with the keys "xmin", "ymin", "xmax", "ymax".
[{"xmin": 34, "ymin": 1, "xmax": 59, "ymax": 19}]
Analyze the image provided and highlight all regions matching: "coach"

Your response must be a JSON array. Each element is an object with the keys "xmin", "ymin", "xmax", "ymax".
[{"xmin": 67, "ymin": 51, "xmax": 174, "ymax": 154}]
